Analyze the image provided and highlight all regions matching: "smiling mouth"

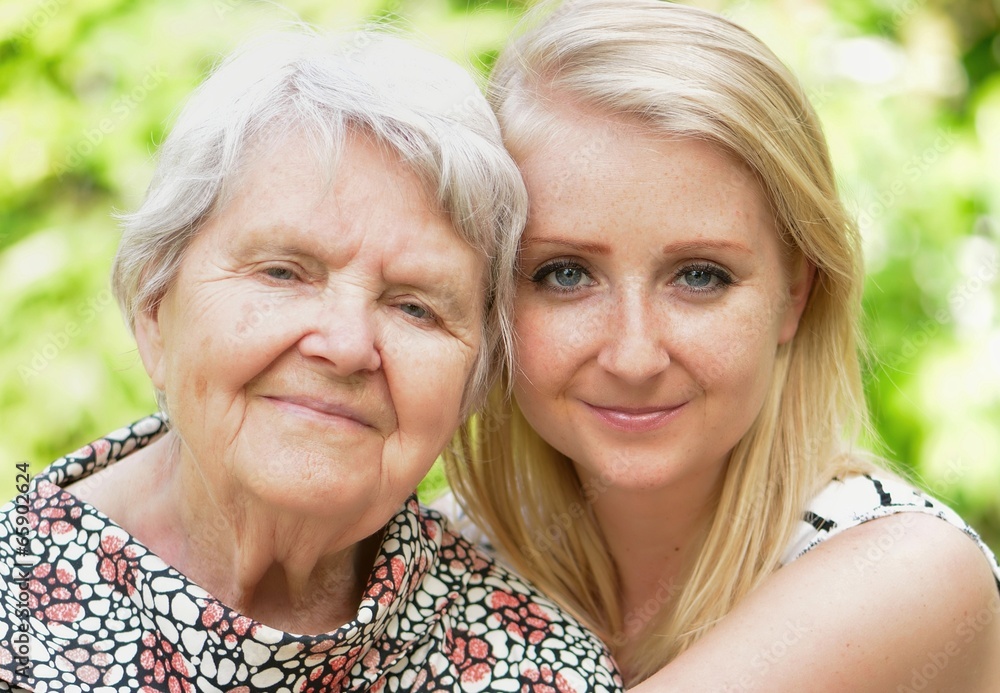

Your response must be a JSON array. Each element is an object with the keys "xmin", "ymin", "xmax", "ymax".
[
  {"xmin": 583, "ymin": 402, "xmax": 685, "ymax": 433},
  {"xmin": 264, "ymin": 396, "xmax": 375, "ymax": 429}
]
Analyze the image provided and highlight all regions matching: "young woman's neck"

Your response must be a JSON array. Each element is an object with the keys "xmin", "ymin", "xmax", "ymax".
[{"xmin": 586, "ymin": 463, "xmax": 727, "ymax": 650}]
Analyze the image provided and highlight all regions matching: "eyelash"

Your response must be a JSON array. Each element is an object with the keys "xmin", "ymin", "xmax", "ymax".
[
  {"xmin": 258, "ymin": 267, "xmax": 439, "ymax": 324},
  {"xmin": 528, "ymin": 259, "xmax": 735, "ymax": 294},
  {"xmin": 396, "ymin": 300, "xmax": 437, "ymax": 324},
  {"xmin": 260, "ymin": 264, "xmax": 301, "ymax": 282},
  {"xmin": 675, "ymin": 262, "xmax": 734, "ymax": 294},
  {"xmin": 529, "ymin": 259, "xmax": 594, "ymax": 291}
]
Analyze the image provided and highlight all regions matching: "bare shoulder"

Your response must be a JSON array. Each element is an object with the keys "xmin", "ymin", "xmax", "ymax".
[{"xmin": 634, "ymin": 513, "xmax": 1000, "ymax": 692}]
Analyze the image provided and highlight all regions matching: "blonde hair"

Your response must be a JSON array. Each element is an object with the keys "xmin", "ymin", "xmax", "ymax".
[
  {"xmin": 112, "ymin": 28, "xmax": 526, "ymax": 414},
  {"xmin": 446, "ymin": 0, "xmax": 878, "ymax": 682}
]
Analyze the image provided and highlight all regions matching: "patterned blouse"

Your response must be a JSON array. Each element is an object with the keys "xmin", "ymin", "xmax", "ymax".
[
  {"xmin": 0, "ymin": 416, "xmax": 623, "ymax": 692},
  {"xmin": 439, "ymin": 472, "xmax": 1000, "ymax": 589},
  {"xmin": 782, "ymin": 472, "xmax": 1000, "ymax": 586}
]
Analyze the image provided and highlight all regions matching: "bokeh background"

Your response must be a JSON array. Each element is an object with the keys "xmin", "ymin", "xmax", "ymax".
[{"xmin": 2, "ymin": 0, "xmax": 998, "ymax": 551}]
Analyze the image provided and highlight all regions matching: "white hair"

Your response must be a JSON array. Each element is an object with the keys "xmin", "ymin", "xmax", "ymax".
[{"xmin": 112, "ymin": 28, "xmax": 526, "ymax": 412}]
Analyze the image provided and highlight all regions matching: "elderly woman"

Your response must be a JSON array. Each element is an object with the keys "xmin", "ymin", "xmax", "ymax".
[{"xmin": 0, "ymin": 30, "xmax": 622, "ymax": 692}]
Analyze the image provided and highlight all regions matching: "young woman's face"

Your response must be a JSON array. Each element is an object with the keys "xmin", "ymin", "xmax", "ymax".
[{"xmin": 511, "ymin": 109, "xmax": 812, "ymax": 494}]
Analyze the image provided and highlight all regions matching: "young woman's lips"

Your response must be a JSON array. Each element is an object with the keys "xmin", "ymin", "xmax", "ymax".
[{"xmin": 584, "ymin": 402, "xmax": 685, "ymax": 433}]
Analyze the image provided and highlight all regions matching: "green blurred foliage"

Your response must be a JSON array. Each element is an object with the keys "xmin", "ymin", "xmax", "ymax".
[{"xmin": 1, "ymin": 0, "xmax": 998, "ymax": 551}]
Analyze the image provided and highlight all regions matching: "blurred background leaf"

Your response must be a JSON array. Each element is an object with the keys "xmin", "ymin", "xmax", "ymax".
[{"xmin": 1, "ymin": 0, "xmax": 997, "ymax": 552}]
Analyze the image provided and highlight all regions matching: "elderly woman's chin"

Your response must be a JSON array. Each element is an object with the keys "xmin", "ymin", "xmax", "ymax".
[
  {"xmin": 0, "ymin": 30, "xmax": 626, "ymax": 693},
  {"xmin": 121, "ymin": 131, "xmax": 480, "ymax": 547}
]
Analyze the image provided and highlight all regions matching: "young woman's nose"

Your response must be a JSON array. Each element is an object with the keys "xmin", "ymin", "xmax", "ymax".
[{"xmin": 596, "ymin": 288, "xmax": 670, "ymax": 384}]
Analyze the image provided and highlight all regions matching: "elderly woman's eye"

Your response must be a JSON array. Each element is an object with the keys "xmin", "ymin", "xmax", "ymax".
[
  {"xmin": 400, "ymin": 303, "xmax": 431, "ymax": 320},
  {"xmin": 263, "ymin": 266, "xmax": 297, "ymax": 281}
]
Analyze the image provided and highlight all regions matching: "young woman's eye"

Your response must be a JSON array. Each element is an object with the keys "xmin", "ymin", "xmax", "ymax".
[
  {"xmin": 530, "ymin": 261, "xmax": 595, "ymax": 291},
  {"xmin": 674, "ymin": 263, "xmax": 734, "ymax": 292}
]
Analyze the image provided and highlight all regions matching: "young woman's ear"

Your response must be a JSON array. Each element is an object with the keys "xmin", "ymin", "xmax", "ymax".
[{"xmin": 778, "ymin": 258, "xmax": 815, "ymax": 345}]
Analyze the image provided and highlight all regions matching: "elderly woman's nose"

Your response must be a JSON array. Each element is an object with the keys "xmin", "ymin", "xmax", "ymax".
[{"xmin": 297, "ymin": 294, "xmax": 382, "ymax": 375}]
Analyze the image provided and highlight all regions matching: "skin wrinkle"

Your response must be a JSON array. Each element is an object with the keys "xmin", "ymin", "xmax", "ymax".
[{"xmin": 73, "ymin": 131, "xmax": 485, "ymax": 635}]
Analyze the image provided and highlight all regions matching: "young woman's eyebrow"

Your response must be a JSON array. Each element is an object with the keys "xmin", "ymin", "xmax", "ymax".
[
  {"xmin": 520, "ymin": 237, "xmax": 612, "ymax": 254},
  {"xmin": 660, "ymin": 239, "xmax": 752, "ymax": 255}
]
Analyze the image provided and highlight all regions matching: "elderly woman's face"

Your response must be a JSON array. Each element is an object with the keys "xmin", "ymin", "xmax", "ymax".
[{"xmin": 135, "ymin": 133, "xmax": 484, "ymax": 532}]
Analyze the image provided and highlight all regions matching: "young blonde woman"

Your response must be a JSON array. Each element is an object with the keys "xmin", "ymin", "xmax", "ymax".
[{"xmin": 445, "ymin": 0, "xmax": 1000, "ymax": 689}]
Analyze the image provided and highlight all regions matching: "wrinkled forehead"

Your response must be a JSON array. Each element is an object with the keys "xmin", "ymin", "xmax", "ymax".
[{"xmin": 215, "ymin": 123, "xmax": 449, "ymax": 223}]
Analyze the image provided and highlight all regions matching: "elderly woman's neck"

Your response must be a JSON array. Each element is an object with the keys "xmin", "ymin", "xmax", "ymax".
[{"xmin": 67, "ymin": 432, "xmax": 381, "ymax": 634}]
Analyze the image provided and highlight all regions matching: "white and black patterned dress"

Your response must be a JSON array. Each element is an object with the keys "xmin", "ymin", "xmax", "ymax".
[
  {"xmin": 0, "ymin": 416, "xmax": 624, "ymax": 692},
  {"xmin": 783, "ymin": 472, "xmax": 1000, "ymax": 587},
  {"xmin": 438, "ymin": 472, "xmax": 1000, "ymax": 588}
]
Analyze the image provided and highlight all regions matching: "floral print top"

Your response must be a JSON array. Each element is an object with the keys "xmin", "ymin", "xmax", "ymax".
[{"xmin": 0, "ymin": 416, "xmax": 623, "ymax": 692}]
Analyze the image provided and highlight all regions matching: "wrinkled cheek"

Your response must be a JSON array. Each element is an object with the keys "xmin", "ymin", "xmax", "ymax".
[
  {"xmin": 166, "ymin": 331, "xmax": 228, "ymax": 400},
  {"xmin": 388, "ymin": 353, "xmax": 469, "ymax": 460}
]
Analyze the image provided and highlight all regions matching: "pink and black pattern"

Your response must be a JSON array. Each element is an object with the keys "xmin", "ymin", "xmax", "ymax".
[{"xmin": 0, "ymin": 416, "xmax": 623, "ymax": 692}]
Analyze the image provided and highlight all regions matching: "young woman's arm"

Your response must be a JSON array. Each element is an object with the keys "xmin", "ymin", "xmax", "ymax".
[{"xmin": 631, "ymin": 513, "xmax": 1000, "ymax": 692}]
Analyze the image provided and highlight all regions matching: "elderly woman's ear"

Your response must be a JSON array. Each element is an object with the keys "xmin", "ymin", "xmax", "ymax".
[
  {"xmin": 0, "ymin": 28, "xmax": 624, "ymax": 693},
  {"xmin": 134, "ymin": 303, "xmax": 168, "ymax": 391}
]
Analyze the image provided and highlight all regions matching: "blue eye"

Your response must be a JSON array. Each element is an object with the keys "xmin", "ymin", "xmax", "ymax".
[
  {"xmin": 531, "ymin": 261, "xmax": 594, "ymax": 291},
  {"xmin": 675, "ymin": 264, "xmax": 733, "ymax": 292},
  {"xmin": 263, "ymin": 266, "xmax": 296, "ymax": 281},
  {"xmin": 683, "ymin": 269, "xmax": 713, "ymax": 288},
  {"xmin": 552, "ymin": 267, "xmax": 585, "ymax": 287},
  {"xmin": 400, "ymin": 303, "xmax": 430, "ymax": 320}
]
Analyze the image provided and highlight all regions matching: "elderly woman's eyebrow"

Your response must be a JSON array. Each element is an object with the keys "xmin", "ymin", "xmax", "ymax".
[
  {"xmin": 10, "ymin": 26, "xmax": 624, "ymax": 693},
  {"xmin": 226, "ymin": 230, "xmax": 318, "ymax": 256},
  {"xmin": 391, "ymin": 266, "xmax": 481, "ymax": 315},
  {"xmin": 233, "ymin": 235, "xmax": 474, "ymax": 303}
]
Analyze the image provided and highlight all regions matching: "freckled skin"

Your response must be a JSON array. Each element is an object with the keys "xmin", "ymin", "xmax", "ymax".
[{"xmin": 512, "ymin": 108, "xmax": 809, "ymax": 503}]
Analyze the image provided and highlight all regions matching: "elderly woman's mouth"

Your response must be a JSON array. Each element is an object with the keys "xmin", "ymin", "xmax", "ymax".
[{"xmin": 262, "ymin": 395, "xmax": 378, "ymax": 429}]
